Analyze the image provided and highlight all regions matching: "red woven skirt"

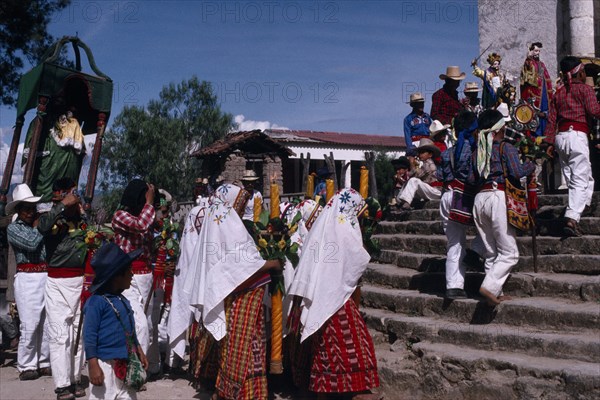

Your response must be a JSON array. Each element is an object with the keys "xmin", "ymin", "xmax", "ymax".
[{"xmin": 309, "ymin": 299, "xmax": 380, "ymax": 393}]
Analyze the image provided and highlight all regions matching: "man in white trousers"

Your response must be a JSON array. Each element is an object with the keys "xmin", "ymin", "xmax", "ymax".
[{"xmin": 398, "ymin": 138, "xmax": 443, "ymax": 209}]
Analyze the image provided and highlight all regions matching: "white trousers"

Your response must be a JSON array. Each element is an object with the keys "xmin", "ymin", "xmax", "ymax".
[
  {"xmin": 45, "ymin": 276, "xmax": 85, "ymax": 389},
  {"xmin": 14, "ymin": 272, "xmax": 50, "ymax": 372},
  {"xmin": 121, "ymin": 273, "xmax": 153, "ymax": 354},
  {"xmin": 473, "ymin": 189, "xmax": 519, "ymax": 297},
  {"xmin": 555, "ymin": 130, "xmax": 594, "ymax": 222},
  {"xmin": 440, "ymin": 190, "xmax": 485, "ymax": 290},
  {"xmin": 89, "ymin": 359, "xmax": 137, "ymax": 400},
  {"xmin": 399, "ymin": 178, "xmax": 441, "ymax": 204},
  {"xmin": 146, "ymin": 287, "xmax": 163, "ymax": 374}
]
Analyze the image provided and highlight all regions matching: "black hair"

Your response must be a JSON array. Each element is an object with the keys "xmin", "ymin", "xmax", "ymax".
[
  {"xmin": 529, "ymin": 42, "xmax": 543, "ymax": 51},
  {"xmin": 52, "ymin": 177, "xmax": 76, "ymax": 192},
  {"xmin": 477, "ymin": 109, "xmax": 504, "ymax": 130},
  {"xmin": 453, "ymin": 110, "xmax": 477, "ymax": 133},
  {"xmin": 120, "ymin": 179, "xmax": 148, "ymax": 217},
  {"xmin": 560, "ymin": 56, "xmax": 582, "ymax": 75}
]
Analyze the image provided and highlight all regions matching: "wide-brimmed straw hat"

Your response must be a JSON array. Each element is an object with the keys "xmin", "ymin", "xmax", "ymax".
[
  {"xmin": 439, "ymin": 66, "xmax": 466, "ymax": 81},
  {"xmin": 464, "ymin": 82, "xmax": 482, "ymax": 93},
  {"xmin": 241, "ymin": 170, "xmax": 259, "ymax": 181},
  {"xmin": 416, "ymin": 138, "xmax": 441, "ymax": 157},
  {"xmin": 429, "ymin": 120, "xmax": 450, "ymax": 139},
  {"xmin": 496, "ymin": 103, "xmax": 512, "ymax": 122},
  {"xmin": 89, "ymin": 243, "xmax": 143, "ymax": 293},
  {"xmin": 6, "ymin": 184, "xmax": 41, "ymax": 215},
  {"xmin": 406, "ymin": 92, "xmax": 425, "ymax": 103}
]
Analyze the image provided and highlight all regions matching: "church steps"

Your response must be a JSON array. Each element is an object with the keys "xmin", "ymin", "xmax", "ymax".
[
  {"xmin": 363, "ymin": 307, "xmax": 600, "ymax": 364},
  {"xmin": 376, "ymin": 250, "xmax": 600, "ymax": 275},
  {"xmin": 374, "ymin": 340, "xmax": 600, "ymax": 400},
  {"xmin": 373, "ymin": 233, "xmax": 600, "ymax": 257},
  {"xmin": 360, "ymin": 284, "xmax": 599, "ymax": 331},
  {"xmin": 364, "ymin": 263, "xmax": 600, "ymax": 302},
  {"xmin": 419, "ymin": 192, "xmax": 600, "ymax": 210},
  {"xmin": 378, "ymin": 217, "xmax": 600, "ymax": 236}
]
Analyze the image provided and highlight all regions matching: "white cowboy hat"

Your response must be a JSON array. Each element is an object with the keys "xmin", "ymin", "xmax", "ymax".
[
  {"xmin": 158, "ymin": 188, "xmax": 173, "ymax": 203},
  {"xmin": 416, "ymin": 138, "xmax": 441, "ymax": 157},
  {"xmin": 241, "ymin": 170, "xmax": 259, "ymax": 181},
  {"xmin": 496, "ymin": 103, "xmax": 512, "ymax": 122},
  {"xmin": 439, "ymin": 66, "xmax": 466, "ymax": 81},
  {"xmin": 464, "ymin": 82, "xmax": 482, "ymax": 93},
  {"xmin": 6, "ymin": 184, "xmax": 42, "ymax": 215},
  {"xmin": 429, "ymin": 120, "xmax": 450, "ymax": 138},
  {"xmin": 406, "ymin": 92, "xmax": 425, "ymax": 103}
]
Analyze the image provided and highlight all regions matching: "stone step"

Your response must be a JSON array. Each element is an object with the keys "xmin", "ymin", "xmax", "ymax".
[
  {"xmin": 363, "ymin": 263, "xmax": 600, "ymax": 302},
  {"xmin": 373, "ymin": 233, "xmax": 600, "ymax": 257},
  {"xmin": 375, "ymin": 341, "xmax": 600, "ymax": 400},
  {"xmin": 418, "ymin": 192, "xmax": 600, "ymax": 210},
  {"xmin": 361, "ymin": 284, "xmax": 600, "ymax": 331},
  {"xmin": 376, "ymin": 250, "xmax": 600, "ymax": 275},
  {"xmin": 363, "ymin": 307, "xmax": 600, "ymax": 363},
  {"xmin": 379, "ymin": 217, "xmax": 600, "ymax": 236}
]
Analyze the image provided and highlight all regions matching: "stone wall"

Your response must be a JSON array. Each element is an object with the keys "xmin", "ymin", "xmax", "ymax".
[
  {"xmin": 222, "ymin": 152, "xmax": 247, "ymax": 183},
  {"xmin": 217, "ymin": 151, "xmax": 283, "ymax": 197}
]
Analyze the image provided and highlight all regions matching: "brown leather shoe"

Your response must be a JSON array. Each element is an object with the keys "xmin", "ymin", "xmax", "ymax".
[{"xmin": 563, "ymin": 218, "xmax": 582, "ymax": 237}]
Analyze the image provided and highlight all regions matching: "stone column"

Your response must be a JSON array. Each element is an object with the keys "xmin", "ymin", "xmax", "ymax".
[{"xmin": 569, "ymin": 0, "xmax": 595, "ymax": 57}]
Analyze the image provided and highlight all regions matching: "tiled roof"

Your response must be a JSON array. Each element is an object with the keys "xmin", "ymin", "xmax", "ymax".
[
  {"xmin": 192, "ymin": 130, "xmax": 295, "ymax": 157},
  {"xmin": 266, "ymin": 129, "xmax": 406, "ymax": 148}
]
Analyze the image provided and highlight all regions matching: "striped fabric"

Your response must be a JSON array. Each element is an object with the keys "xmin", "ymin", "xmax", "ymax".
[
  {"xmin": 216, "ymin": 286, "xmax": 268, "ymax": 400},
  {"xmin": 189, "ymin": 321, "xmax": 219, "ymax": 390},
  {"xmin": 309, "ymin": 299, "xmax": 380, "ymax": 393},
  {"xmin": 285, "ymin": 296, "xmax": 313, "ymax": 390}
]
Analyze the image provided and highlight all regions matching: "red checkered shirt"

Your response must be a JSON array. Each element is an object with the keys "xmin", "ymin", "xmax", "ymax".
[
  {"xmin": 544, "ymin": 81, "xmax": 600, "ymax": 144},
  {"xmin": 112, "ymin": 204, "xmax": 155, "ymax": 262},
  {"xmin": 430, "ymin": 87, "xmax": 465, "ymax": 125}
]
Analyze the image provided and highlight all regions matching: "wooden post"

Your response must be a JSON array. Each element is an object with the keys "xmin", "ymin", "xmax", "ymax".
[
  {"xmin": 300, "ymin": 152, "xmax": 311, "ymax": 194},
  {"xmin": 0, "ymin": 116, "xmax": 25, "ymax": 216},
  {"xmin": 23, "ymin": 96, "xmax": 49, "ymax": 187},
  {"xmin": 324, "ymin": 152, "xmax": 338, "ymax": 190},
  {"xmin": 83, "ymin": 113, "xmax": 107, "ymax": 212}
]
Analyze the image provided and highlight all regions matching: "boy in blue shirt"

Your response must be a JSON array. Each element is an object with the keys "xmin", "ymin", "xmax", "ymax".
[
  {"xmin": 84, "ymin": 243, "xmax": 148, "ymax": 400},
  {"xmin": 403, "ymin": 92, "xmax": 433, "ymax": 149}
]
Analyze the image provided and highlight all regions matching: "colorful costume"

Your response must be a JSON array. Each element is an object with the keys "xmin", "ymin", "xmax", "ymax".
[
  {"xmin": 403, "ymin": 111, "xmax": 432, "ymax": 149},
  {"xmin": 520, "ymin": 53, "xmax": 553, "ymax": 136},
  {"xmin": 472, "ymin": 53, "xmax": 506, "ymax": 109},
  {"xmin": 288, "ymin": 188, "xmax": 379, "ymax": 395}
]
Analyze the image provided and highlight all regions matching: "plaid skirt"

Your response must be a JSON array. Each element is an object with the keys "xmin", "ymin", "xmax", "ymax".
[
  {"xmin": 216, "ymin": 285, "xmax": 268, "ymax": 400},
  {"xmin": 189, "ymin": 321, "xmax": 220, "ymax": 389},
  {"xmin": 309, "ymin": 299, "xmax": 380, "ymax": 393}
]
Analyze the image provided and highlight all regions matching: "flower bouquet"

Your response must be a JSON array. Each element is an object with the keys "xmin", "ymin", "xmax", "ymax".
[{"xmin": 517, "ymin": 134, "xmax": 549, "ymax": 160}]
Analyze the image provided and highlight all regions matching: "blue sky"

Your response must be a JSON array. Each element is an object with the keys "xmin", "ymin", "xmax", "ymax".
[{"xmin": 0, "ymin": 0, "xmax": 480, "ymax": 165}]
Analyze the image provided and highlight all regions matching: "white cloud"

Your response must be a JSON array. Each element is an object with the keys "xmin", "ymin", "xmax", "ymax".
[{"xmin": 233, "ymin": 114, "xmax": 289, "ymax": 131}]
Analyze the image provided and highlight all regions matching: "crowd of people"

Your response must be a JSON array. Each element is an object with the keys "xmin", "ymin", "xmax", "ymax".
[
  {"xmin": 2, "ymin": 45, "xmax": 600, "ymax": 400},
  {"xmin": 5, "ymin": 168, "xmax": 382, "ymax": 400},
  {"xmin": 396, "ymin": 50, "xmax": 600, "ymax": 305}
]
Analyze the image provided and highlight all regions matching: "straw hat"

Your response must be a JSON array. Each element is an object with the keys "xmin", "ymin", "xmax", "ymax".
[
  {"xmin": 439, "ymin": 66, "xmax": 466, "ymax": 80},
  {"xmin": 406, "ymin": 92, "xmax": 425, "ymax": 103},
  {"xmin": 429, "ymin": 120, "xmax": 450, "ymax": 139},
  {"xmin": 464, "ymin": 82, "xmax": 482, "ymax": 93},
  {"xmin": 416, "ymin": 138, "xmax": 441, "ymax": 157},
  {"xmin": 6, "ymin": 184, "xmax": 41, "ymax": 215},
  {"xmin": 241, "ymin": 170, "xmax": 259, "ymax": 181}
]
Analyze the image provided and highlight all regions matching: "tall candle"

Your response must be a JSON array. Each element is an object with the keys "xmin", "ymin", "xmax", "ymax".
[
  {"xmin": 270, "ymin": 182, "xmax": 280, "ymax": 219},
  {"xmin": 359, "ymin": 166, "xmax": 369, "ymax": 199},
  {"xmin": 253, "ymin": 196, "xmax": 262, "ymax": 222},
  {"xmin": 306, "ymin": 174, "xmax": 314, "ymax": 199},
  {"xmin": 325, "ymin": 179, "xmax": 334, "ymax": 202}
]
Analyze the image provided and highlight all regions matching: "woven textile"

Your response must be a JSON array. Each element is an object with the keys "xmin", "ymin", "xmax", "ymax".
[
  {"xmin": 216, "ymin": 286, "xmax": 268, "ymax": 400},
  {"xmin": 309, "ymin": 300, "xmax": 379, "ymax": 393},
  {"xmin": 189, "ymin": 321, "xmax": 219, "ymax": 389}
]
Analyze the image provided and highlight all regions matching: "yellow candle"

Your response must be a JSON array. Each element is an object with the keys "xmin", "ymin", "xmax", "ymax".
[
  {"xmin": 270, "ymin": 183, "xmax": 280, "ymax": 219},
  {"xmin": 360, "ymin": 166, "xmax": 369, "ymax": 199},
  {"xmin": 270, "ymin": 289, "xmax": 283, "ymax": 374},
  {"xmin": 253, "ymin": 196, "xmax": 262, "ymax": 222},
  {"xmin": 325, "ymin": 179, "xmax": 334, "ymax": 202},
  {"xmin": 306, "ymin": 174, "xmax": 314, "ymax": 199}
]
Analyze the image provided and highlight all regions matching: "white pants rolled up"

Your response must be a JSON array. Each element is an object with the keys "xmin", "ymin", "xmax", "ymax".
[
  {"xmin": 88, "ymin": 359, "xmax": 137, "ymax": 400},
  {"xmin": 399, "ymin": 177, "xmax": 441, "ymax": 204}
]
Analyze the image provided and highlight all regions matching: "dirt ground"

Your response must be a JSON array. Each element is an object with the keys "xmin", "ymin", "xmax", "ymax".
[{"xmin": 0, "ymin": 348, "xmax": 302, "ymax": 400}]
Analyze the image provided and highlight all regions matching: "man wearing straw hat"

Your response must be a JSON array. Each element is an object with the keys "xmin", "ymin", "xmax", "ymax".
[
  {"xmin": 462, "ymin": 82, "xmax": 483, "ymax": 115},
  {"xmin": 397, "ymin": 138, "xmax": 443, "ymax": 210},
  {"xmin": 6, "ymin": 184, "xmax": 51, "ymax": 381},
  {"xmin": 403, "ymin": 92, "xmax": 433, "ymax": 149},
  {"xmin": 240, "ymin": 169, "xmax": 263, "ymax": 222},
  {"xmin": 431, "ymin": 66, "xmax": 467, "ymax": 125}
]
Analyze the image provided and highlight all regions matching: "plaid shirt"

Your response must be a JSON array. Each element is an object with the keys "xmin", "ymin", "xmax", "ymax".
[
  {"xmin": 437, "ymin": 143, "xmax": 473, "ymax": 183},
  {"xmin": 430, "ymin": 87, "xmax": 464, "ymax": 125},
  {"xmin": 7, "ymin": 219, "xmax": 46, "ymax": 264},
  {"xmin": 484, "ymin": 141, "xmax": 536, "ymax": 185},
  {"xmin": 544, "ymin": 81, "xmax": 600, "ymax": 144},
  {"xmin": 112, "ymin": 203, "xmax": 155, "ymax": 261}
]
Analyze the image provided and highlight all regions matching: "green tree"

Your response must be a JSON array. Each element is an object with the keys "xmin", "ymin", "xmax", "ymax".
[
  {"xmin": 99, "ymin": 77, "xmax": 234, "ymax": 213},
  {"xmin": 374, "ymin": 151, "xmax": 396, "ymax": 205},
  {"xmin": 0, "ymin": 0, "xmax": 71, "ymax": 106}
]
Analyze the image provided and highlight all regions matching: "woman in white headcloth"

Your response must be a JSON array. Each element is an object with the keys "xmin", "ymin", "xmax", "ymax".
[
  {"xmin": 288, "ymin": 188, "xmax": 380, "ymax": 399},
  {"xmin": 183, "ymin": 183, "xmax": 281, "ymax": 400}
]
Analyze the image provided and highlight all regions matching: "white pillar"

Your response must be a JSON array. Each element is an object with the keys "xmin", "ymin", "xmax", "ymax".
[
  {"xmin": 569, "ymin": 0, "xmax": 595, "ymax": 57},
  {"xmin": 344, "ymin": 160, "xmax": 352, "ymax": 188}
]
